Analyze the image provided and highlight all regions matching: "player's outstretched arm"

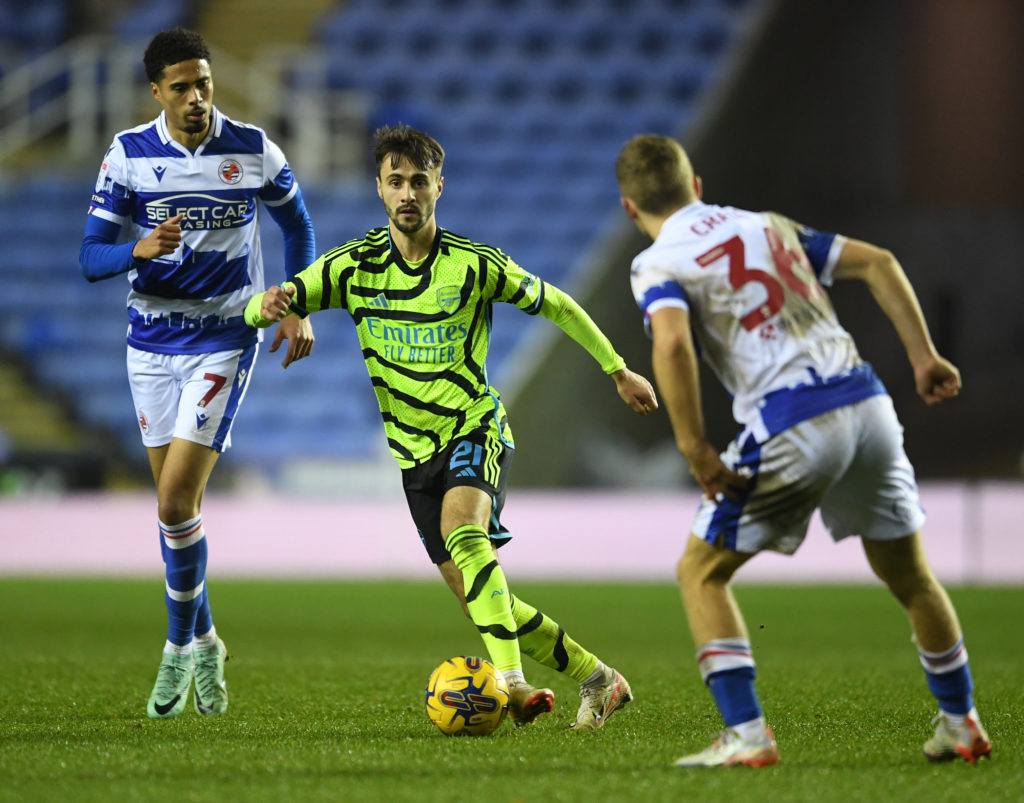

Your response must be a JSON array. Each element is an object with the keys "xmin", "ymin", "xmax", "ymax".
[
  {"xmin": 832, "ymin": 239, "xmax": 961, "ymax": 405},
  {"xmin": 649, "ymin": 307, "xmax": 747, "ymax": 500},
  {"xmin": 538, "ymin": 283, "xmax": 657, "ymax": 414}
]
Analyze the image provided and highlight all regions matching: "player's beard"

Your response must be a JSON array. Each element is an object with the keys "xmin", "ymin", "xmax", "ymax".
[{"xmin": 389, "ymin": 199, "xmax": 434, "ymax": 235}]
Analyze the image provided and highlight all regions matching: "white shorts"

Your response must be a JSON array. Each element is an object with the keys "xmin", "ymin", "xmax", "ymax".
[
  {"xmin": 127, "ymin": 344, "xmax": 258, "ymax": 453},
  {"xmin": 692, "ymin": 394, "xmax": 925, "ymax": 554}
]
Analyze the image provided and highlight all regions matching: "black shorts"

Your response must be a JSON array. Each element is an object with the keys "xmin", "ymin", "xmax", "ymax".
[{"xmin": 402, "ymin": 430, "xmax": 514, "ymax": 564}]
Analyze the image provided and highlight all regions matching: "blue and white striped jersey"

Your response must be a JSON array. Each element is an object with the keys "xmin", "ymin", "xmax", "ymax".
[
  {"xmin": 630, "ymin": 201, "xmax": 885, "ymax": 442},
  {"xmin": 84, "ymin": 108, "xmax": 308, "ymax": 354}
]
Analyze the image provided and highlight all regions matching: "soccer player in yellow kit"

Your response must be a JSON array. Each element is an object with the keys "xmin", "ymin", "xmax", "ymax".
[{"xmin": 246, "ymin": 124, "xmax": 658, "ymax": 729}]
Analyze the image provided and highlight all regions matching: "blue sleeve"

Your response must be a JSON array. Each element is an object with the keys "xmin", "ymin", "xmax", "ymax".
[
  {"xmin": 796, "ymin": 226, "xmax": 839, "ymax": 278},
  {"xmin": 264, "ymin": 186, "xmax": 315, "ymax": 279},
  {"xmin": 79, "ymin": 214, "xmax": 141, "ymax": 282}
]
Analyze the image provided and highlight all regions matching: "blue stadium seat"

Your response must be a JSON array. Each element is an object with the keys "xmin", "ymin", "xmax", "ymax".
[
  {"xmin": 0, "ymin": 0, "xmax": 69, "ymax": 54},
  {"xmin": 113, "ymin": 0, "xmax": 189, "ymax": 40},
  {"xmin": 75, "ymin": 387, "xmax": 134, "ymax": 435},
  {"xmin": 0, "ymin": 0, "xmax": 755, "ymax": 471},
  {"xmin": 322, "ymin": 11, "xmax": 390, "ymax": 64}
]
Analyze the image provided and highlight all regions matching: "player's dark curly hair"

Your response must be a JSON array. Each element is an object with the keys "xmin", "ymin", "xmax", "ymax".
[
  {"xmin": 143, "ymin": 28, "xmax": 211, "ymax": 84},
  {"xmin": 373, "ymin": 124, "xmax": 445, "ymax": 175}
]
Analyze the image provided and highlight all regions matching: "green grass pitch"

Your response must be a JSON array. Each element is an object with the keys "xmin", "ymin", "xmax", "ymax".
[{"xmin": 1, "ymin": 579, "xmax": 1020, "ymax": 802}]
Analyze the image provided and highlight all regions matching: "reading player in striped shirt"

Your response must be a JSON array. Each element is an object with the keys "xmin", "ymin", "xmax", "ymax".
[
  {"xmin": 80, "ymin": 29, "xmax": 315, "ymax": 720},
  {"xmin": 246, "ymin": 124, "xmax": 658, "ymax": 729},
  {"xmin": 618, "ymin": 134, "xmax": 989, "ymax": 767}
]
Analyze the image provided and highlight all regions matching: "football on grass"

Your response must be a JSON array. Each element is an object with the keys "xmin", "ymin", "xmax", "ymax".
[{"xmin": 425, "ymin": 656, "xmax": 509, "ymax": 736}]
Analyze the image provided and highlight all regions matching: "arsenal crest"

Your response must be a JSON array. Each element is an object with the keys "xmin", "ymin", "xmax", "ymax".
[{"xmin": 436, "ymin": 285, "xmax": 461, "ymax": 313}]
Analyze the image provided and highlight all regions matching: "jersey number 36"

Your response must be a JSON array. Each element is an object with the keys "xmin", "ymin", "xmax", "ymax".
[{"xmin": 696, "ymin": 229, "xmax": 823, "ymax": 331}]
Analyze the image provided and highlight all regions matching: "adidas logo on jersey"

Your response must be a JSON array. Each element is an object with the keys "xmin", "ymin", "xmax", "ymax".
[
  {"xmin": 455, "ymin": 467, "xmax": 477, "ymax": 478},
  {"xmin": 369, "ymin": 293, "xmax": 389, "ymax": 309}
]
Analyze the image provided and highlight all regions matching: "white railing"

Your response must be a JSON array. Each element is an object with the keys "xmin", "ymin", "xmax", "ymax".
[{"xmin": 0, "ymin": 37, "xmax": 370, "ymax": 178}]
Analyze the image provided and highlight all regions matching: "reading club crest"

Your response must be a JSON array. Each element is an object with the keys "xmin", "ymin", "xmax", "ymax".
[
  {"xmin": 218, "ymin": 159, "xmax": 243, "ymax": 184},
  {"xmin": 436, "ymin": 285, "xmax": 461, "ymax": 313}
]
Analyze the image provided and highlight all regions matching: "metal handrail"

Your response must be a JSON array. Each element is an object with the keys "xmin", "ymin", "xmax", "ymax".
[{"xmin": 0, "ymin": 37, "xmax": 369, "ymax": 177}]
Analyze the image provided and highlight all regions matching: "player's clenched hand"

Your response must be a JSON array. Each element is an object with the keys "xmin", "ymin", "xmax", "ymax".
[
  {"xmin": 260, "ymin": 285, "xmax": 294, "ymax": 322},
  {"xmin": 132, "ymin": 213, "xmax": 183, "ymax": 260},
  {"xmin": 611, "ymin": 368, "xmax": 659, "ymax": 415},
  {"xmin": 915, "ymin": 355, "xmax": 961, "ymax": 406},
  {"xmin": 683, "ymin": 440, "xmax": 748, "ymax": 501},
  {"xmin": 270, "ymin": 314, "xmax": 314, "ymax": 368}
]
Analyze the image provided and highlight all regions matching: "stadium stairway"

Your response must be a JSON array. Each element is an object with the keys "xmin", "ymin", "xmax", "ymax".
[
  {"xmin": 0, "ymin": 356, "xmax": 83, "ymax": 456},
  {"xmin": 0, "ymin": 350, "xmax": 134, "ymax": 491}
]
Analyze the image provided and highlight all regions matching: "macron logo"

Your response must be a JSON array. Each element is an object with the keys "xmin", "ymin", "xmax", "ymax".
[
  {"xmin": 152, "ymin": 165, "xmax": 167, "ymax": 182},
  {"xmin": 368, "ymin": 293, "xmax": 389, "ymax": 309}
]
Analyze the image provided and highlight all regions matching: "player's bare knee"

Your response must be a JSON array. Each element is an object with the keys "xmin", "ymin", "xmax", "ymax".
[
  {"xmin": 677, "ymin": 549, "xmax": 727, "ymax": 592},
  {"xmin": 866, "ymin": 541, "xmax": 933, "ymax": 601},
  {"xmin": 676, "ymin": 551, "xmax": 697, "ymax": 587},
  {"xmin": 877, "ymin": 564, "xmax": 938, "ymax": 609},
  {"xmin": 155, "ymin": 492, "xmax": 200, "ymax": 526}
]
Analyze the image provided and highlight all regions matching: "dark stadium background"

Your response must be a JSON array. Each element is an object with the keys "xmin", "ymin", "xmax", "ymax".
[{"xmin": 0, "ymin": 0, "xmax": 1020, "ymax": 497}]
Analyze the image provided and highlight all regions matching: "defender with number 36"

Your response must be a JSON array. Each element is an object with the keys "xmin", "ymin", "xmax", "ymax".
[{"xmin": 619, "ymin": 133, "xmax": 989, "ymax": 768}]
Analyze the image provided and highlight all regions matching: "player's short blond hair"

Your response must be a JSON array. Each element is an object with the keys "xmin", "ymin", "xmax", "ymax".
[{"xmin": 615, "ymin": 134, "xmax": 697, "ymax": 215}]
